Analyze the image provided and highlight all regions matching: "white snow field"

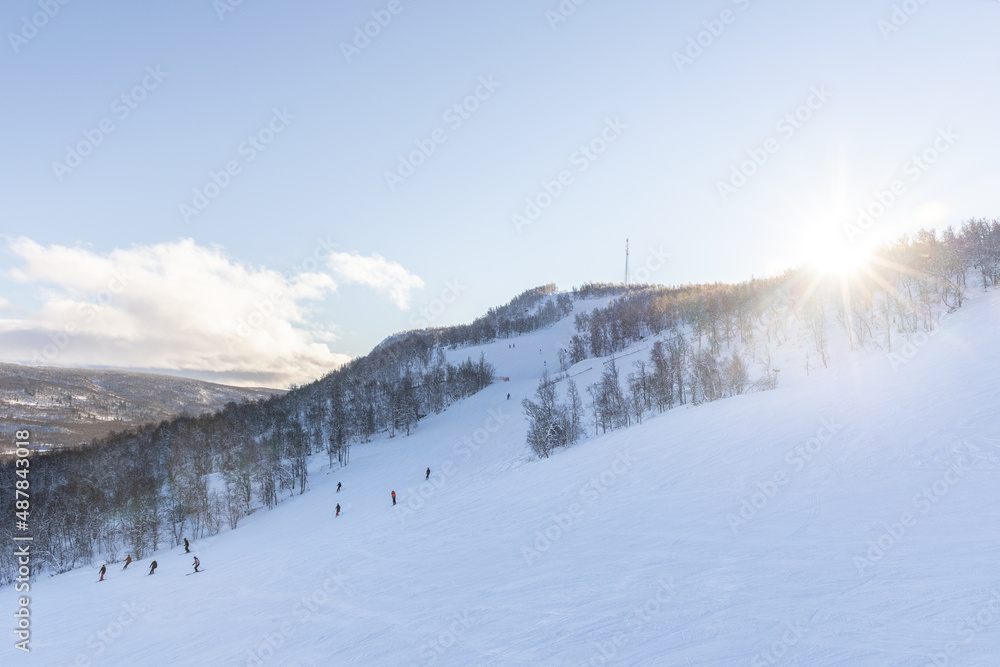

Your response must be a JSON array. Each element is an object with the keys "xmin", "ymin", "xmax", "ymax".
[{"xmin": 7, "ymin": 290, "xmax": 1000, "ymax": 666}]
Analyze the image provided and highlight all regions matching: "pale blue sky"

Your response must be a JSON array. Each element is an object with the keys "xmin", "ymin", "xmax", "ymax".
[{"xmin": 1, "ymin": 0, "xmax": 998, "ymax": 386}]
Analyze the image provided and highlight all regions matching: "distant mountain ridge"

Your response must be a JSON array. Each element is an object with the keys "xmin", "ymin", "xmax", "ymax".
[{"xmin": 0, "ymin": 363, "xmax": 283, "ymax": 452}]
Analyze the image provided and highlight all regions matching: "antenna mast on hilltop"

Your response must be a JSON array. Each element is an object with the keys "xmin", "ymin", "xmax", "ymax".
[{"xmin": 624, "ymin": 238, "xmax": 630, "ymax": 286}]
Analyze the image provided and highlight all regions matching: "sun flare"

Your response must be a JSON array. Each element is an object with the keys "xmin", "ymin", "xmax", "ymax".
[{"xmin": 807, "ymin": 243, "xmax": 872, "ymax": 277}]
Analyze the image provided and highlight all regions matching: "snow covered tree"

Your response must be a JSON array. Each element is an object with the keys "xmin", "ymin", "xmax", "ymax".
[
  {"xmin": 649, "ymin": 340, "xmax": 675, "ymax": 411},
  {"xmin": 722, "ymin": 352, "xmax": 749, "ymax": 397},
  {"xmin": 588, "ymin": 358, "xmax": 629, "ymax": 433},
  {"xmin": 522, "ymin": 372, "xmax": 570, "ymax": 458},
  {"xmin": 565, "ymin": 379, "xmax": 585, "ymax": 445}
]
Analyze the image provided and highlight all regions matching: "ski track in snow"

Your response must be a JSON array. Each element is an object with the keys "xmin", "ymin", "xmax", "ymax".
[{"xmin": 5, "ymin": 292, "xmax": 1000, "ymax": 666}]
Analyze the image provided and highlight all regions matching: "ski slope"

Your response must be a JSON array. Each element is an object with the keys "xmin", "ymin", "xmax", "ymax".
[{"xmin": 7, "ymin": 291, "xmax": 1000, "ymax": 666}]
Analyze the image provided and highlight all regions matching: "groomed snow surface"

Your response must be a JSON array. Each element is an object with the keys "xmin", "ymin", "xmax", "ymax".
[{"xmin": 7, "ymin": 291, "xmax": 1000, "ymax": 666}]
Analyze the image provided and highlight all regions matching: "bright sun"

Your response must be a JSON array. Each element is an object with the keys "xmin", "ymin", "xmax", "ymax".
[{"xmin": 807, "ymin": 243, "xmax": 871, "ymax": 277}]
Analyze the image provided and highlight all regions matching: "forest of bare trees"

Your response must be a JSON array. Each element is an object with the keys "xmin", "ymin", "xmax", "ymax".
[
  {"xmin": 0, "ymin": 336, "xmax": 494, "ymax": 584},
  {"xmin": 0, "ymin": 283, "xmax": 601, "ymax": 583},
  {"xmin": 522, "ymin": 220, "xmax": 1000, "ymax": 458}
]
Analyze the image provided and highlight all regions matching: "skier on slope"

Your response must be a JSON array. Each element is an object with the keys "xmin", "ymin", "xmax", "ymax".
[
  {"xmin": 337, "ymin": 482, "xmax": 342, "ymax": 493},
  {"xmin": 336, "ymin": 503, "xmax": 341, "ymax": 517},
  {"xmin": 123, "ymin": 555, "xmax": 132, "ymax": 570},
  {"xmin": 391, "ymin": 490, "xmax": 396, "ymax": 506},
  {"xmin": 148, "ymin": 561, "xmax": 157, "ymax": 575},
  {"xmin": 426, "ymin": 467, "xmax": 430, "ymax": 480},
  {"xmin": 184, "ymin": 537, "xmax": 190, "ymax": 553},
  {"xmin": 192, "ymin": 556, "xmax": 201, "ymax": 573},
  {"xmin": 99, "ymin": 564, "xmax": 106, "ymax": 581}
]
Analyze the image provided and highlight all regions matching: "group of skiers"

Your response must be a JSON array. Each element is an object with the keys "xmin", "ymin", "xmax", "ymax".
[
  {"xmin": 99, "ymin": 463, "xmax": 438, "ymax": 584},
  {"xmin": 97, "ymin": 538, "xmax": 200, "ymax": 581},
  {"xmin": 334, "ymin": 468, "xmax": 432, "ymax": 514}
]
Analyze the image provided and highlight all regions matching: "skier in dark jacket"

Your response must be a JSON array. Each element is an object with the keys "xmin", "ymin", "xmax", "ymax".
[
  {"xmin": 336, "ymin": 504, "xmax": 341, "ymax": 517},
  {"xmin": 192, "ymin": 556, "xmax": 201, "ymax": 573},
  {"xmin": 184, "ymin": 538, "xmax": 190, "ymax": 553},
  {"xmin": 99, "ymin": 564, "xmax": 106, "ymax": 581},
  {"xmin": 337, "ymin": 482, "xmax": 341, "ymax": 493},
  {"xmin": 123, "ymin": 555, "xmax": 132, "ymax": 570},
  {"xmin": 148, "ymin": 561, "xmax": 157, "ymax": 575},
  {"xmin": 425, "ymin": 467, "xmax": 430, "ymax": 480}
]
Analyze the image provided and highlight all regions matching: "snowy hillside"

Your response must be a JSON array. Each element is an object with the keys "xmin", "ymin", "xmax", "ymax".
[
  {"xmin": 0, "ymin": 364, "xmax": 282, "ymax": 454},
  {"xmin": 6, "ymin": 289, "xmax": 1000, "ymax": 665}
]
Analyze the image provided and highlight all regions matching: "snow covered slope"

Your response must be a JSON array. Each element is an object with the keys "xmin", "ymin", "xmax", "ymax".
[{"xmin": 6, "ymin": 291, "xmax": 1000, "ymax": 666}]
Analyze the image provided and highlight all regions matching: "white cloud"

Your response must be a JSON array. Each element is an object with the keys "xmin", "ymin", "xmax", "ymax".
[
  {"xmin": 327, "ymin": 251, "xmax": 424, "ymax": 309},
  {"xmin": 0, "ymin": 237, "xmax": 351, "ymax": 387}
]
